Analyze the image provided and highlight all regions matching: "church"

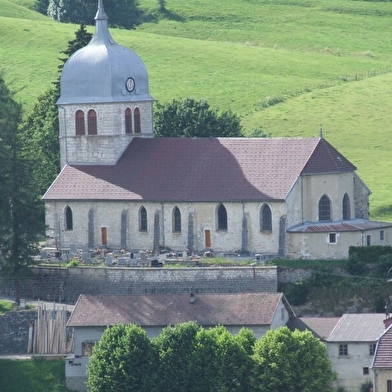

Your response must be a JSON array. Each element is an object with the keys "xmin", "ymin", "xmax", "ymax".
[{"xmin": 43, "ymin": 0, "xmax": 392, "ymax": 259}]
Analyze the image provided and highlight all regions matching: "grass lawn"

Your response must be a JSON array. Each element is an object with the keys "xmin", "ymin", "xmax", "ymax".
[
  {"xmin": 0, "ymin": 300, "xmax": 13, "ymax": 315},
  {"xmin": 0, "ymin": 358, "xmax": 69, "ymax": 392}
]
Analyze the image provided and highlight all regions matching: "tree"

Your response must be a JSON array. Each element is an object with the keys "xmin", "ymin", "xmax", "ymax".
[
  {"xmin": 87, "ymin": 322, "xmax": 255, "ymax": 392},
  {"xmin": 190, "ymin": 326, "xmax": 253, "ymax": 392},
  {"xmin": 153, "ymin": 322, "xmax": 201, "ymax": 391},
  {"xmin": 44, "ymin": 0, "xmax": 142, "ymax": 29},
  {"xmin": 34, "ymin": 0, "xmax": 49, "ymax": 14},
  {"xmin": 154, "ymin": 98, "xmax": 244, "ymax": 138},
  {"xmin": 22, "ymin": 24, "xmax": 92, "ymax": 197},
  {"xmin": 87, "ymin": 324, "xmax": 155, "ymax": 392},
  {"xmin": 0, "ymin": 75, "xmax": 44, "ymax": 305},
  {"xmin": 251, "ymin": 327, "xmax": 335, "ymax": 392}
]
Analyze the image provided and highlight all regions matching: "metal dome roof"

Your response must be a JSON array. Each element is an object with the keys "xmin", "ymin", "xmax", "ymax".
[{"xmin": 58, "ymin": 0, "xmax": 153, "ymax": 105}]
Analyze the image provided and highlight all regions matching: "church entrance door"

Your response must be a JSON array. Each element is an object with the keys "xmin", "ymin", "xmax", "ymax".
[
  {"xmin": 205, "ymin": 230, "xmax": 211, "ymax": 248},
  {"xmin": 101, "ymin": 227, "xmax": 107, "ymax": 245}
]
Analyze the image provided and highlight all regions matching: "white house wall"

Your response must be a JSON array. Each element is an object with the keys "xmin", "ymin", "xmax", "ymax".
[
  {"xmin": 287, "ymin": 227, "xmax": 392, "ymax": 259},
  {"xmin": 327, "ymin": 342, "xmax": 374, "ymax": 391}
]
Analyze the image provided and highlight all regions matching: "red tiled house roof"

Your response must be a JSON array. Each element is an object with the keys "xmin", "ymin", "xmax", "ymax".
[
  {"xmin": 373, "ymin": 323, "xmax": 392, "ymax": 368},
  {"xmin": 43, "ymin": 137, "xmax": 356, "ymax": 202},
  {"xmin": 67, "ymin": 293, "xmax": 294, "ymax": 328}
]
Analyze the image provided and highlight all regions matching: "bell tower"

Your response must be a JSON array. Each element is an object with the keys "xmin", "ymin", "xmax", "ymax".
[{"xmin": 57, "ymin": 0, "xmax": 154, "ymax": 168}]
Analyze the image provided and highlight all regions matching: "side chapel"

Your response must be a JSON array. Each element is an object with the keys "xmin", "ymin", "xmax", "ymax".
[{"xmin": 43, "ymin": 0, "xmax": 392, "ymax": 259}]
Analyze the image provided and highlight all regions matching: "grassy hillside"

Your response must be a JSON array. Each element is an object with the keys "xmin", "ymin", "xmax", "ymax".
[{"xmin": 2, "ymin": 0, "xmax": 392, "ymax": 219}]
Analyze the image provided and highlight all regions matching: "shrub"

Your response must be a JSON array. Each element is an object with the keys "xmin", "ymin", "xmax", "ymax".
[
  {"xmin": 360, "ymin": 380, "xmax": 373, "ymax": 392},
  {"xmin": 279, "ymin": 279, "xmax": 309, "ymax": 306},
  {"xmin": 349, "ymin": 245, "xmax": 392, "ymax": 264}
]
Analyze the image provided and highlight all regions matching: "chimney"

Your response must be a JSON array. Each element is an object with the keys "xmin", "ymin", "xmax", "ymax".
[
  {"xmin": 384, "ymin": 303, "xmax": 392, "ymax": 329},
  {"xmin": 384, "ymin": 316, "xmax": 392, "ymax": 329},
  {"xmin": 189, "ymin": 293, "xmax": 195, "ymax": 304}
]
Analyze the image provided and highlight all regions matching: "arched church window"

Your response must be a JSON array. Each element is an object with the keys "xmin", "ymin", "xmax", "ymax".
[
  {"xmin": 65, "ymin": 206, "xmax": 73, "ymax": 230},
  {"xmin": 342, "ymin": 193, "xmax": 351, "ymax": 220},
  {"xmin": 173, "ymin": 207, "xmax": 181, "ymax": 233},
  {"xmin": 88, "ymin": 109, "xmax": 97, "ymax": 135},
  {"xmin": 139, "ymin": 206, "xmax": 147, "ymax": 232},
  {"xmin": 260, "ymin": 204, "xmax": 272, "ymax": 231},
  {"xmin": 134, "ymin": 107, "xmax": 141, "ymax": 133},
  {"xmin": 75, "ymin": 110, "xmax": 85, "ymax": 135},
  {"xmin": 125, "ymin": 108, "xmax": 133, "ymax": 134},
  {"xmin": 217, "ymin": 204, "xmax": 228, "ymax": 231},
  {"xmin": 319, "ymin": 195, "xmax": 331, "ymax": 221}
]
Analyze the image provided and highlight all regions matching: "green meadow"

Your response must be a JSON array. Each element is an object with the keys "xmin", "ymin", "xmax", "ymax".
[{"xmin": 2, "ymin": 0, "xmax": 392, "ymax": 219}]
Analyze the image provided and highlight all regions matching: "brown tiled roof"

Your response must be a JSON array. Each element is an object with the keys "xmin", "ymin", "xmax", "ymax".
[
  {"xmin": 67, "ymin": 293, "xmax": 289, "ymax": 327},
  {"xmin": 44, "ymin": 137, "xmax": 356, "ymax": 202},
  {"xmin": 373, "ymin": 324, "xmax": 392, "ymax": 368},
  {"xmin": 287, "ymin": 317, "xmax": 340, "ymax": 340},
  {"xmin": 327, "ymin": 314, "xmax": 387, "ymax": 342},
  {"xmin": 288, "ymin": 219, "xmax": 392, "ymax": 233},
  {"xmin": 302, "ymin": 138, "xmax": 356, "ymax": 175}
]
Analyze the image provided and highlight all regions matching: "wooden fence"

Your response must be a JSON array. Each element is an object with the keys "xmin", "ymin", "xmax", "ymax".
[{"xmin": 28, "ymin": 304, "xmax": 73, "ymax": 354}]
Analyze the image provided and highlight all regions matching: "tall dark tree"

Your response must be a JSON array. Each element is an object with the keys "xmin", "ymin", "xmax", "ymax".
[
  {"xmin": 154, "ymin": 98, "xmax": 244, "ymax": 138},
  {"xmin": 0, "ymin": 75, "xmax": 44, "ymax": 305},
  {"xmin": 22, "ymin": 24, "xmax": 92, "ymax": 197},
  {"xmin": 34, "ymin": 0, "xmax": 49, "ymax": 14},
  {"xmin": 44, "ymin": 0, "xmax": 142, "ymax": 29}
]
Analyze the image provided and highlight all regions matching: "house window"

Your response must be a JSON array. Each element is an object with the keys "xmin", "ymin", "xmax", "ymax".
[
  {"xmin": 139, "ymin": 206, "xmax": 147, "ymax": 232},
  {"xmin": 88, "ymin": 109, "xmax": 97, "ymax": 135},
  {"xmin": 173, "ymin": 206, "xmax": 181, "ymax": 233},
  {"xmin": 82, "ymin": 341, "xmax": 96, "ymax": 357},
  {"xmin": 339, "ymin": 344, "xmax": 348, "ymax": 356},
  {"xmin": 329, "ymin": 233, "xmax": 337, "ymax": 244},
  {"xmin": 75, "ymin": 110, "xmax": 85, "ymax": 135},
  {"xmin": 125, "ymin": 108, "xmax": 132, "ymax": 134},
  {"xmin": 217, "ymin": 204, "xmax": 228, "ymax": 231},
  {"xmin": 367, "ymin": 235, "xmax": 371, "ymax": 246},
  {"xmin": 380, "ymin": 230, "xmax": 385, "ymax": 241},
  {"xmin": 134, "ymin": 107, "xmax": 141, "ymax": 133},
  {"xmin": 363, "ymin": 367, "xmax": 369, "ymax": 375},
  {"xmin": 388, "ymin": 380, "xmax": 392, "ymax": 392},
  {"xmin": 370, "ymin": 343, "xmax": 376, "ymax": 356},
  {"xmin": 65, "ymin": 206, "xmax": 73, "ymax": 231},
  {"xmin": 319, "ymin": 195, "xmax": 331, "ymax": 221},
  {"xmin": 260, "ymin": 204, "xmax": 272, "ymax": 231},
  {"xmin": 342, "ymin": 193, "xmax": 351, "ymax": 220}
]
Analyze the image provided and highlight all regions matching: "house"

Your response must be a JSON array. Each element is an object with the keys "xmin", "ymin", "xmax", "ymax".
[
  {"xmin": 65, "ymin": 292, "xmax": 295, "ymax": 391},
  {"xmin": 41, "ymin": 0, "xmax": 392, "ymax": 260},
  {"xmin": 289, "ymin": 314, "xmax": 387, "ymax": 391},
  {"xmin": 372, "ymin": 317, "xmax": 392, "ymax": 392},
  {"xmin": 287, "ymin": 316, "xmax": 340, "ymax": 341}
]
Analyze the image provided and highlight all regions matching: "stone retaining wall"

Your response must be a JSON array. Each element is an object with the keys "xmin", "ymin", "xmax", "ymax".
[
  {"xmin": 1, "ymin": 265, "xmax": 278, "ymax": 304},
  {"xmin": 0, "ymin": 310, "xmax": 36, "ymax": 354}
]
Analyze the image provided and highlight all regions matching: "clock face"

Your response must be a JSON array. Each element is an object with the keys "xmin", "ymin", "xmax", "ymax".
[{"xmin": 125, "ymin": 77, "xmax": 135, "ymax": 92}]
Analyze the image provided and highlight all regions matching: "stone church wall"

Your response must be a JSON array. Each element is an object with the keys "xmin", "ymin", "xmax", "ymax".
[
  {"xmin": 46, "ymin": 200, "xmax": 286, "ymax": 256},
  {"xmin": 0, "ymin": 266, "xmax": 278, "ymax": 304}
]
